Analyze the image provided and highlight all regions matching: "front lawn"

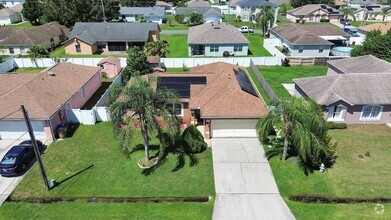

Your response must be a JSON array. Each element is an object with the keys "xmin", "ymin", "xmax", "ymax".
[
  {"xmin": 351, "ymin": 21, "xmax": 387, "ymax": 27},
  {"xmin": 246, "ymin": 34, "xmax": 272, "ymax": 57},
  {"xmin": 223, "ymin": 14, "xmax": 260, "ymax": 30},
  {"xmin": 6, "ymin": 21, "xmax": 34, "ymax": 28},
  {"xmin": 161, "ymin": 35, "xmax": 189, "ymax": 58},
  {"xmin": 259, "ymin": 66, "xmax": 328, "ymax": 99},
  {"xmin": 268, "ymin": 124, "xmax": 391, "ymax": 218},
  {"xmin": 11, "ymin": 122, "xmax": 215, "ymax": 198}
]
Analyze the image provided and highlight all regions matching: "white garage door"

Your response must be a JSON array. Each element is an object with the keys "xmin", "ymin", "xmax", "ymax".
[
  {"xmin": 0, "ymin": 121, "xmax": 46, "ymax": 140},
  {"xmin": 211, "ymin": 119, "xmax": 258, "ymax": 138}
]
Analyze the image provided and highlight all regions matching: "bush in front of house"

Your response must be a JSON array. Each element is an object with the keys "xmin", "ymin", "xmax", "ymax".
[
  {"xmin": 320, "ymin": 18, "xmax": 330, "ymax": 22},
  {"xmin": 182, "ymin": 125, "xmax": 206, "ymax": 154},
  {"xmin": 327, "ymin": 122, "xmax": 347, "ymax": 129}
]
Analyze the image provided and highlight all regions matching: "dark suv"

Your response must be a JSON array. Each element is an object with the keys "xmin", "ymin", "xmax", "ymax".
[
  {"xmin": 0, "ymin": 145, "xmax": 36, "ymax": 176},
  {"xmin": 19, "ymin": 140, "xmax": 44, "ymax": 152}
]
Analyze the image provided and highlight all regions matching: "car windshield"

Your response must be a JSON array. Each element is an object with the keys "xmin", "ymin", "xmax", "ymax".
[{"xmin": 1, "ymin": 156, "xmax": 17, "ymax": 165}]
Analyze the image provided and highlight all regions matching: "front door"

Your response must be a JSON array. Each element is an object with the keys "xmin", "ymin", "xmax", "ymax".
[{"xmin": 193, "ymin": 45, "xmax": 204, "ymax": 56}]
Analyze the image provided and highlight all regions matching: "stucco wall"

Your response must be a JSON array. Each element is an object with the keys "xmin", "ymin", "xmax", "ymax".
[
  {"xmin": 189, "ymin": 44, "xmax": 249, "ymax": 56},
  {"xmin": 65, "ymin": 38, "xmax": 97, "ymax": 55},
  {"xmin": 287, "ymin": 10, "xmax": 339, "ymax": 22},
  {"xmin": 68, "ymin": 71, "xmax": 102, "ymax": 109},
  {"xmin": 149, "ymin": 31, "xmax": 160, "ymax": 42},
  {"xmin": 100, "ymin": 63, "xmax": 119, "ymax": 78}
]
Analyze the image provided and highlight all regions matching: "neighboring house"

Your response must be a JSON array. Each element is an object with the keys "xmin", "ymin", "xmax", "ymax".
[
  {"xmin": 154, "ymin": 62, "xmax": 268, "ymax": 138},
  {"xmin": 0, "ymin": 63, "xmax": 102, "ymax": 141},
  {"xmin": 0, "ymin": 22, "xmax": 69, "ymax": 55},
  {"xmin": 119, "ymin": 7, "xmax": 166, "ymax": 24},
  {"xmin": 0, "ymin": 3, "xmax": 23, "ymax": 25},
  {"xmin": 97, "ymin": 56, "xmax": 122, "ymax": 78},
  {"xmin": 147, "ymin": 56, "xmax": 162, "ymax": 71},
  {"xmin": 235, "ymin": 0, "xmax": 276, "ymax": 21},
  {"xmin": 286, "ymin": 4, "xmax": 341, "ymax": 23},
  {"xmin": 350, "ymin": 5, "xmax": 391, "ymax": 21},
  {"xmin": 187, "ymin": 0, "xmax": 211, "ymax": 7},
  {"xmin": 334, "ymin": 0, "xmax": 347, "ymax": 9},
  {"xmin": 270, "ymin": 24, "xmax": 351, "ymax": 57},
  {"xmin": 345, "ymin": 0, "xmax": 380, "ymax": 7},
  {"xmin": 1, "ymin": 0, "xmax": 25, "ymax": 7},
  {"xmin": 155, "ymin": 1, "xmax": 173, "ymax": 10},
  {"xmin": 358, "ymin": 22, "xmax": 391, "ymax": 35},
  {"xmin": 294, "ymin": 55, "xmax": 391, "ymax": 124},
  {"xmin": 64, "ymin": 22, "xmax": 160, "ymax": 55},
  {"xmin": 175, "ymin": 7, "xmax": 222, "ymax": 23},
  {"xmin": 188, "ymin": 22, "xmax": 249, "ymax": 56}
]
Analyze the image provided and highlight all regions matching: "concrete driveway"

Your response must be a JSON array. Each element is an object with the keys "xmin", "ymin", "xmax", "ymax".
[{"xmin": 212, "ymin": 138, "xmax": 295, "ymax": 220}]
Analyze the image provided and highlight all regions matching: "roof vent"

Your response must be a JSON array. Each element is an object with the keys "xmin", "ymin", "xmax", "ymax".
[{"xmin": 47, "ymin": 71, "xmax": 55, "ymax": 76}]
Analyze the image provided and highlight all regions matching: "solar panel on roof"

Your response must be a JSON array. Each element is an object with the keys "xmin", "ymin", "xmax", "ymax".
[
  {"xmin": 157, "ymin": 76, "xmax": 207, "ymax": 98},
  {"xmin": 234, "ymin": 69, "xmax": 258, "ymax": 97}
]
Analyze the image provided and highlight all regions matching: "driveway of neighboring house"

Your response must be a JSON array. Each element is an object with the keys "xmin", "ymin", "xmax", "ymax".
[{"xmin": 211, "ymin": 138, "xmax": 295, "ymax": 220}]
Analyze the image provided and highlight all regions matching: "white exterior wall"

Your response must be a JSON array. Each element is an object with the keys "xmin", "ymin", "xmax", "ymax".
[
  {"xmin": 204, "ymin": 16, "xmax": 223, "ymax": 23},
  {"xmin": 0, "ymin": 13, "xmax": 22, "ymax": 25},
  {"xmin": 2, "ymin": 1, "xmax": 24, "ymax": 7},
  {"xmin": 3, "ymin": 46, "xmax": 32, "ymax": 55},
  {"xmin": 189, "ymin": 44, "xmax": 249, "ymax": 56},
  {"xmin": 0, "ymin": 120, "xmax": 46, "ymax": 140}
]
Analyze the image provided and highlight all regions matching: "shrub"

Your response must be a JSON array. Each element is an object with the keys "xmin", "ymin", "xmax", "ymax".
[
  {"xmin": 327, "ymin": 122, "xmax": 347, "ymax": 129},
  {"xmin": 182, "ymin": 125, "xmax": 206, "ymax": 154},
  {"xmin": 174, "ymin": 14, "xmax": 185, "ymax": 24},
  {"xmin": 320, "ymin": 18, "xmax": 330, "ymax": 22},
  {"xmin": 101, "ymin": 72, "xmax": 108, "ymax": 79},
  {"xmin": 296, "ymin": 19, "xmax": 300, "ymax": 23}
]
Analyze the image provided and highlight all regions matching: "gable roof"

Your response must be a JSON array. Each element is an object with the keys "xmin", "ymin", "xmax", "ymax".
[
  {"xmin": 175, "ymin": 7, "xmax": 221, "ymax": 16},
  {"xmin": 0, "ymin": 22, "xmax": 68, "ymax": 46},
  {"xmin": 294, "ymin": 74, "xmax": 391, "ymax": 106},
  {"xmin": 271, "ymin": 24, "xmax": 350, "ymax": 45},
  {"xmin": 236, "ymin": 0, "xmax": 276, "ymax": 7},
  {"xmin": 67, "ymin": 22, "xmax": 159, "ymax": 45},
  {"xmin": 0, "ymin": 63, "xmax": 101, "ymax": 120},
  {"xmin": 97, "ymin": 56, "xmax": 121, "ymax": 66},
  {"xmin": 287, "ymin": 4, "xmax": 340, "ymax": 16},
  {"xmin": 358, "ymin": 22, "xmax": 391, "ymax": 35},
  {"xmin": 188, "ymin": 22, "xmax": 249, "ymax": 44},
  {"xmin": 0, "ymin": 4, "xmax": 23, "ymax": 16},
  {"xmin": 347, "ymin": 0, "xmax": 379, "ymax": 5},
  {"xmin": 187, "ymin": 0, "xmax": 211, "ymax": 7},
  {"xmin": 156, "ymin": 1, "xmax": 173, "ymax": 7},
  {"xmin": 119, "ymin": 7, "xmax": 165, "ymax": 17},
  {"xmin": 327, "ymin": 55, "xmax": 391, "ymax": 74}
]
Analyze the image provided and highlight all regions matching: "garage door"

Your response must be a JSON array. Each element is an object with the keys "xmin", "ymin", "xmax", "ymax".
[
  {"xmin": 0, "ymin": 121, "xmax": 46, "ymax": 140},
  {"xmin": 211, "ymin": 119, "xmax": 258, "ymax": 138}
]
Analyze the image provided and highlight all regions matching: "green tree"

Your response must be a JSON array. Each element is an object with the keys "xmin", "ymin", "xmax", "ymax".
[
  {"xmin": 123, "ymin": 47, "xmax": 149, "ymax": 81},
  {"xmin": 340, "ymin": 8, "xmax": 355, "ymax": 29},
  {"xmin": 109, "ymin": 76, "xmax": 180, "ymax": 163},
  {"xmin": 0, "ymin": 3, "xmax": 4, "ymax": 10},
  {"xmin": 255, "ymin": 5, "xmax": 274, "ymax": 37},
  {"xmin": 120, "ymin": 0, "xmax": 156, "ymax": 6},
  {"xmin": 182, "ymin": 125, "xmax": 206, "ymax": 154},
  {"xmin": 351, "ymin": 30, "xmax": 391, "ymax": 62},
  {"xmin": 278, "ymin": 3, "xmax": 293, "ymax": 15},
  {"xmin": 190, "ymin": 13, "xmax": 203, "ymax": 25},
  {"xmin": 144, "ymin": 40, "xmax": 170, "ymax": 57},
  {"xmin": 257, "ymin": 98, "xmax": 336, "ymax": 174},
  {"xmin": 174, "ymin": 14, "xmax": 185, "ymax": 24},
  {"xmin": 22, "ymin": 0, "xmax": 43, "ymax": 25},
  {"xmin": 378, "ymin": 0, "xmax": 391, "ymax": 4},
  {"xmin": 380, "ymin": 7, "xmax": 391, "ymax": 22},
  {"xmin": 27, "ymin": 45, "xmax": 49, "ymax": 67}
]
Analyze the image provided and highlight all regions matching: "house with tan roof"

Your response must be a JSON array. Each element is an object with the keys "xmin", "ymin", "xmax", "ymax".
[
  {"xmin": 0, "ymin": 22, "xmax": 69, "ymax": 55},
  {"xmin": 188, "ymin": 22, "xmax": 249, "ymax": 56},
  {"xmin": 153, "ymin": 62, "xmax": 268, "ymax": 138},
  {"xmin": 0, "ymin": 63, "xmax": 102, "ymax": 141},
  {"xmin": 270, "ymin": 24, "xmax": 351, "ymax": 57},
  {"xmin": 294, "ymin": 55, "xmax": 391, "ymax": 123},
  {"xmin": 0, "ymin": 3, "xmax": 23, "ymax": 25},
  {"xmin": 286, "ymin": 4, "xmax": 341, "ymax": 23},
  {"xmin": 97, "ymin": 56, "xmax": 122, "ymax": 78}
]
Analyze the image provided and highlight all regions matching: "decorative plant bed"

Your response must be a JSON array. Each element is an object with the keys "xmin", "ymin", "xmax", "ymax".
[{"xmin": 138, "ymin": 157, "xmax": 159, "ymax": 169}]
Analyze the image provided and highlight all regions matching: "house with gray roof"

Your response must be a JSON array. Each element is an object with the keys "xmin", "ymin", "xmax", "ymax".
[
  {"xmin": 64, "ymin": 22, "xmax": 160, "ymax": 55},
  {"xmin": 188, "ymin": 22, "xmax": 249, "ymax": 56},
  {"xmin": 0, "ymin": 3, "xmax": 23, "ymax": 25},
  {"xmin": 270, "ymin": 24, "xmax": 351, "ymax": 57},
  {"xmin": 294, "ymin": 55, "xmax": 391, "ymax": 124},
  {"xmin": 1, "ymin": 0, "xmax": 25, "ymax": 7},
  {"xmin": 235, "ymin": 0, "xmax": 276, "ymax": 21},
  {"xmin": 187, "ymin": 0, "xmax": 210, "ymax": 7},
  {"xmin": 119, "ymin": 7, "xmax": 165, "ymax": 24},
  {"xmin": 175, "ymin": 7, "xmax": 222, "ymax": 23},
  {"xmin": 286, "ymin": 4, "xmax": 340, "ymax": 23}
]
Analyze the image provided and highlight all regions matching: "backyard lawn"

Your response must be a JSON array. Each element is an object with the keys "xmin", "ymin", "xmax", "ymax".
[
  {"xmin": 160, "ymin": 23, "xmax": 191, "ymax": 30},
  {"xmin": 246, "ymin": 67, "xmax": 271, "ymax": 105},
  {"xmin": 350, "ymin": 21, "xmax": 388, "ymax": 27},
  {"xmin": 267, "ymin": 124, "xmax": 391, "ymax": 219},
  {"xmin": 161, "ymin": 35, "xmax": 189, "ymax": 58},
  {"xmin": 50, "ymin": 46, "xmax": 126, "ymax": 58},
  {"xmin": 246, "ymin": 34, "xmax": 272, "ymax": 57},
  {"xmin": 6, "ymin": 21, "xmax": 34, "ymax": 28},
  {"xmin": 13, "ymin": 67, "xmax": 46, "ymax": 74},
  {"xmin": 223, "ymin": 14, "xmax": 260, "ymax": 30},
  {"xmin": 259, "ymin": 65, "xmax": 328, "ymax": 99}
]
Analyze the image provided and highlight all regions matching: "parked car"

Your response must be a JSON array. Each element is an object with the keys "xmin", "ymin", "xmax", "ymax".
[
  {"xmin": 238, "ymin": 26, "xmax": 254, "ymax": 33},
  {"xmin": 19, "ymin": 140, "xmax": 44, "ymax": 152},
  {"xmin": 0, "ymin": 145, "xmax": 36, "ymax": 176},
  {"xmin": 340, "ymin": 18, "xmax": 351, "ymax": 26},
  {"xmin": 342, "ymin": 27, "xmax": 359, "ymax": 37}
]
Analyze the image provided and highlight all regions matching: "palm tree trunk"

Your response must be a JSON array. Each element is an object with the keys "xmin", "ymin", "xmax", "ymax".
[
  {"xmin": 282, "ymin": 134, "xmax": 289, "ymax": 160},
  {"xmin": 139, "ymin": 118, "xmax": 150, "ymax": 161}
]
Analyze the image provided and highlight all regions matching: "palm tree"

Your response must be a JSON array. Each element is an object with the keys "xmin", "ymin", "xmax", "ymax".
[
  {"xmin": 27, "ymin": 45, "xmax": 49, "ymax": 67},
  {"xmin": 340, "ymin": 8, "xmax": 356, "ymax": 28},
  {"xmin": 109, "ymin": 76, "xmax": 180, "ymax": 164},
  {"xmin": 144, "ymin": 40, "xmax": 170, "ymax": 57},
  {"xmin": 255, "ymin": 5, "xmax": 274, "ymax": 37},
  {"xmin": 256, "ymin": 98, "xmax": 335, "ymax": 172},
  {"xmin": 381, "ymin": 7, "xmax": 391, "ymax": 22}
]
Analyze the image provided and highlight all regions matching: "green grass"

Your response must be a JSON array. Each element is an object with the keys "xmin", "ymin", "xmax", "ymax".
[
  {"xmin": 246, "ymin": 34, "xmax": 272, "ymax": 57},
  {"xmin": 276, "ymin": 14, "xmax": 293, "ymax": 25},
  {"xmin": 161, "ymin": 35, "xmax": 189, "ymax": 58},
  {"xmin": 49, "ymin": 46, "xmax": 126, "ymax": 58},
  {"xmin": 11, "ymin": 122, "xmax": 215, "ymax": 198},
  {"xmin": 14, "ymin": 67, "xmax": 46, "ymax": 74},
  {"xmin": 1, "ymin": 201, "xmax": 214, "ymax": 219},
  {"xmin": 246, "ymin": 67, "xmax": 271, "ymax": 105},
  {"xmin": 6, "ymin": 21, "xmax": 34, "ymax": 28},
  {"xmin": 223, "ymin": 14, "xmax": 260, "ymax": 30},
  {"xmin": 165, "ymin": 68, "xmax": 190, "ymax": 72},
  {"xmin": 259, "ymin": 66, "xmax": 328, "ymax": 99},
  {"xmin": 160, "ymin": 23, "xmax": 191, "ymax": 30},
  {"xmin": 351, "ymin": 21, "xmax": 388, "ymax": 27}
]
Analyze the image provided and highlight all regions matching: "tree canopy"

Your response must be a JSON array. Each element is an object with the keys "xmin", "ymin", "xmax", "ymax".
[
  {"xmin": 123, "ymin": 47, "xmax": 150, "ymax": 82},
  {"xmin": 290, "ymin": 0, "xmax": 335, "ymax": 8},
  {"xmin": 351, "ymin": 30, "xmax": 391, "ymax": 62},
  {"xmin": 120, "ymin": 0, "xmax": 156, "ymax": 7}
]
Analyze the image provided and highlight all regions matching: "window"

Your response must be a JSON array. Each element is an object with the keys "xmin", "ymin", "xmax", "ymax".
[
  {"xmin": 20, "ymin": 47, "xmax": 25, "ymax": 54},
  {"xmin": 298, "ymin": 49, "xmax": 303, "ymax": 53},
  {"xmin": 8, "ymin": 47, "xmax": 14, "ymax": 54},
  {"xmin": 81, "ymin": 87, "xmax": 86, "ymax": 99},
  {"xmin": 75, "ymin": 45, "xmax": 81, "ymax": 53},
  {"xmin": 234, "ymin": 45, "xmax": 243, "ymax": 52},
  {"xmin": 328, "ymin": 105, "xmax": 344, "ymax": 121},
  {"xmin": 319, "ymin": 47, "xmax": 324, "ymax": 53},
  {"xmin": 210, "ymin": 45, "xmax": 219, "ymax": 53},
  {"xmin": 167, "ymin": 104, "xmax": 182, "ymax": 116},
  {"xmin": 360, "ymin": 105, "xmax": 383, "ymax": 120}
]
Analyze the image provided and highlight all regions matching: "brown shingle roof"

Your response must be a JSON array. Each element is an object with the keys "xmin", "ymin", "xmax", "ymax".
[
  {"xmin": 0, "ymin": 63, "xmax": 101, "ymax": 120},
  {"xmin": 147, "ymin": 56, "xmax": 160, "ymax": 64},
  {"xmin": 0, "ymin": 22, "xmax": 69, "ymax": 46},
  {"xmin": 187, "ymin": 0, "xmax": 210, "ymax": 7},
  {"xmin": 358, "ymin": 22, "xmax": 391, "ymax": 35},
  {"xmin": 97, "ymin": 56, "xmax": 122, "ymax": 66},
  {"xmin": 327, "ymin": 55, "xmax": 391, "ymax": 74},
  {"xmin": 287, "ymin": 4, "xmax": 340, "ymax": 16},
  {"xmin": 188, "ymin": 22, "xmax": 249, "ymax": 44}
]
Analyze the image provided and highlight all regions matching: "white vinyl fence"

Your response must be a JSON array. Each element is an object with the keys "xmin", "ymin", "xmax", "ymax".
[
  {"xmin": 263, "ymin": 38, "xmax": 286, "ymax": 61},
  {"xmin": 13, "ymin": 57, "xmax": 128, "ymax": 68}
]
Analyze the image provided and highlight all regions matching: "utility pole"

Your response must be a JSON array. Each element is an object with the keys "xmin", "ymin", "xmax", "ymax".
[
  {"xmin": 101, "ymin": 0, "xmax": 106, "ymax": 22},
  {"xmin": 21, "ymin": 105, "xmax": 50, "ymax": 191}
]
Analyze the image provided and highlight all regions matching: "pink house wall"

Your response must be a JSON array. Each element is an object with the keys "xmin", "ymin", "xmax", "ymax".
[
  {"xmin": 287, "ymin": 9, "xmax": 339, "ymax": 22},
  {"xmin": 101, "ymin": 63, "xmax": 120, "ymax": 78}
]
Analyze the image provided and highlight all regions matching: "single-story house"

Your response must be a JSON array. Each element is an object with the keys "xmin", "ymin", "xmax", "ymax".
[
  {"xmin": 350, "ymin": 4, "xmax": 391, "ymax": 22},
  {"xmin": 64, "ymin": 22, "xmax": 160, "ymax": 55},
  {"xmin": 154, "ymin": 62, "xmax": 268, "ymax": 138},
  {"xmin": 235, "ymin": 0, "xmax": 276, "ymax": 21},
  {"xmin": 326, "ymin": 55, "xmax": 391, "ymax": 75},
  {"xmin": 0, "ymin": 63, "xmax": 102, "ymax": 141},
  {"xmin": 346, "ymin": 0, "xmax": 380, "ymax": 7},
  {"xmin": 286, "ymin": 4, "xmax": 341, "ymax": 23},
  {"xmin": 270, "ymin": 24, "xmax": 351, "ymax": 57},
  {"xmin": 119, "ymin": 7, "xmax": 165, "ymax": 24},
  {"xmin": 155, "ymin": 1, "xmax": 173, "ymax": 10},
  {"xmin": 1, "ymin": 0, "xmax": 25, "ymax": 7},
  {"xmin": 0, "ymin": 3, "xmax": 23, "ymax": 26},
  {"xmin": 358, "ymin": 22, "xmax": 391, "ymax": 35},
  {"xmin": 0, "ymin": 22, "xmax": 69, "ymax": 55},
  {"xmin": 187, "ymin": 0, "xmax": 211, "ymax": 7},
  {"xmin": 175, "ymin": 7, "xmax": 222, "ymax": 23},
  {"xmin": 188, "ymin": 22, "xmax": 249, "ymax": 56},
  {"xmin": 97, "ymin": 56, "xmax": 122, "ymax": 78}
]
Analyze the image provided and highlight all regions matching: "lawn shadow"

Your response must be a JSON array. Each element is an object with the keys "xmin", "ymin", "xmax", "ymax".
[
  {"xmin": 248, "ymin": 49, "xmax": 254, "ymax": 56},
  {"xmin": 66, "ymin": 123, "xmax": 80, "ymax": 138},
  {"xmin": 52, "ymin": 165, "xmax": 94, "ymax": 189}
]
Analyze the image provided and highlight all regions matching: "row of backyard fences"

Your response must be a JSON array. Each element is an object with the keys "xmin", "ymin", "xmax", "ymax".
[{"xmin": 250, "ymin": 60, "xmax": 279, "ymax": 102}]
